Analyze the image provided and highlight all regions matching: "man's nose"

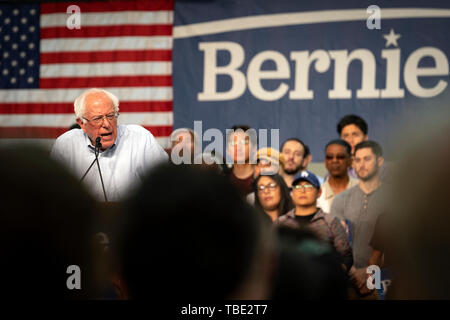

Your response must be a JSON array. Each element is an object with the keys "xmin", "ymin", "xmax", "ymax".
[
  {"xmin": 348, "ymin": 138, "xmax": 355, "ymax": 147},
  {"xmin": 101, "ymin": 117, "xmax": 111, "ymax": 127}
]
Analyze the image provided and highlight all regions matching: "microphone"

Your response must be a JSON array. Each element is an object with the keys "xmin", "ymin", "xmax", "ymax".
[
  {"xmin": 80, "ymin": 136, "xmax": 108, "ymax": 202},
  {"xmin": 80, "ymin": 137, "xmax": 101, "ymax": 182},
  {"xmin": 95, "ymin": 137, "xmax": 108, "ymax": 202},
  {"xmin": 95, "ymin": 137, "xmax": 102, "ymax": 149}
]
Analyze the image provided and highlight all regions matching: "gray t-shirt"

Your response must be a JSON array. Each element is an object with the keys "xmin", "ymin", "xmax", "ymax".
[{"xmin": 330, "ymin": 184, "xmax": 387, "ymax": 268}]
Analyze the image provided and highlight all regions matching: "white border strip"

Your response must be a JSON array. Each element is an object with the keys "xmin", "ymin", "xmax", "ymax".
[
  {"xmin": 41, "ymin": 36, "xmax": 172, "ymax": 52},
  {"xmin": 41, "ymin": 62, "xmax": 172, "ymax": 78},
  {"xmin": 173, "ymin": 8, "xmax": 450, "ymax": 39},
  {"xmin": 41, "ymin": 11, "xmax": 173, "ymax": 27}
]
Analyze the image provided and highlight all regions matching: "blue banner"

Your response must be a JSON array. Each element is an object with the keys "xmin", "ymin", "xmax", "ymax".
[{"xmin": 173, "ymin": 0, "xmax": 450, "ymax": 160}]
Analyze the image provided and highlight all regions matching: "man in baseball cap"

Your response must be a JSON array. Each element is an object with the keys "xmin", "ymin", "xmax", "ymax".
[
  {"xmin": 276, "ymin": 170, "xmax": 353, "ymax": 273},
  {"xmin": 291, "ymin": 170, "xmax": 321, "ymax": 189}
]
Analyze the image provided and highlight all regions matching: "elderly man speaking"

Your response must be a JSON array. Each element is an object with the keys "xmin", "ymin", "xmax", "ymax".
[{"xmin": 51, "ymin": 88, "xmax": 168, "ymax": 201}]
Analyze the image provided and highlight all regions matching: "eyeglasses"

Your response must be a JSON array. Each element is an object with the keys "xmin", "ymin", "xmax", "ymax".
[
  {"xmin": 292, "ymin": 184, "xmax": 315, "ymax": 192},
  {"xmin": 257, "ymin": 182, "xmax": 278, "ymax": 192},
  {"xmin": 230, "ymin": 139, "xmax": 249, "ymax": 146},
  {"xmin": 83, "ymin": 112, "xmax": 119, "ymax": 126}
]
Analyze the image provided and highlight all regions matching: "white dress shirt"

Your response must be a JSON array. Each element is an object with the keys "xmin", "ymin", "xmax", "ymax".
[
  {"xmin": 51, "ymin": 124, "xmax": 168, "ymax": 201},
  {"xmin": 317, "ymin": 176, "xmax": 359, "ymax": 213}
]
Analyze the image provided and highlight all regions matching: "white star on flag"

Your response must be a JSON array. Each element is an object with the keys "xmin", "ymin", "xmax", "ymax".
[{"xmin": 383, "ymin": 28, "xmax": 401, "ymax": 47}]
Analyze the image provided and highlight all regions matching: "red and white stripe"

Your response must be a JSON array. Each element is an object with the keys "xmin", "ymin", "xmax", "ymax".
[{"xmin": 0, "ymin": 0, "xmax": 174, "ymax": 149}]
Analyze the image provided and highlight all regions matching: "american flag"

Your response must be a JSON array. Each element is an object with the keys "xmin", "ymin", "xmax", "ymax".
[{"xmin": 0, "ymin": 0, "xmax": 173, "ymax": 149}]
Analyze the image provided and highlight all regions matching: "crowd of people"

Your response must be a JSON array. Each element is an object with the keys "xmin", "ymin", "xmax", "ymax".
[
  {"xmin": 170, "ymin": 115, "xmax": 389, "ymax": 299},
  {"xmin": 1, "ymin": 87, "xmax": 449, "ymax": 300}
]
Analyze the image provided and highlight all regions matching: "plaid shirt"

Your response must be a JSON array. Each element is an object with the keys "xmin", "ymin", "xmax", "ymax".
[{"xmin": 276, "ymin": 209, "xmax": 353, "ymax": 270}]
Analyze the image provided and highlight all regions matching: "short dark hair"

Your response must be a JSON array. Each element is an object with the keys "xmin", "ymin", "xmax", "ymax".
[
  {"xmin": 354, "ymin": 140, "xmax": 383, "ymax": 158},
  {"xmin": 231, "ymin": 125, "xmax": 250, "ymax": 132},
  {"xmin": 281, "ymin": 138, "xmax": 310, "ymax": 158},
  {"xmin": 325, "ymin": 139, "xmax": 352, "ymax": 157},
  {"xmin": 337, "ymin": 115, "xmax": 368, "ymax": 136},
  {"xmin": 226, "ymin": 125, "xmax": 255, "ymax": 145}
]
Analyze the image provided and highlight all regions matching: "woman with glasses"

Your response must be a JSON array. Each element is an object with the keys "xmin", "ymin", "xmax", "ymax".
[{"xmin": 254, "ymin": 174, "xmax": 293, "ymax": 222}]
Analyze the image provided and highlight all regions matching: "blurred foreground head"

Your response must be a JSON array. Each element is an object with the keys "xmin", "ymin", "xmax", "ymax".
[
  {"xmin": 388, "ymin": 112, "xmax": 450, "ymax": 299},
  {"xmin": 0, "ymin": 145, "xmax": 97, "ymax": 299},
  {"xmin": 272, "ymin": 226, "xmax": 348, "ymax": 299},
  {"xmin": 119, "ymin": 163, "xmax": 275, "ymax": 299}
]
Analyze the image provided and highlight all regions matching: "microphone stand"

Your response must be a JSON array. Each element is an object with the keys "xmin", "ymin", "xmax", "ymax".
[
  {"xmin": 80, "ymin": 138, "xmax": 100, "ymax": 182},
  {"xmin": 95, "ymin": 138, "xmax": 108, "ymax": 202},
  {"xmin": 80, "ymin": 137, "xmax": 108, "ymax": 202}
]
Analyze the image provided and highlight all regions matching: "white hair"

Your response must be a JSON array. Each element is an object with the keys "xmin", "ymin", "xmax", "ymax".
[{"xmin": 74, "ymin": 88, "xmax": 120, "ymax": 122}]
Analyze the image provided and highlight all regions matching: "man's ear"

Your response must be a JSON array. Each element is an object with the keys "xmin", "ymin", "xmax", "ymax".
[
  {"xmin": 76, "ymin": 118, "xmax": 87, "ymax": 133},
  {"xmin": 364, "ymin": 135, "xmax": 369, "ymax": 141},
  {"xmin": 317, "ymin": 188, "xmax": 322, "ymax": 198},
  {"xmin": 377, "ymin": 156, "xmax": 384, "ymax": 167},
  {"xmin": 303, "ymin": 154, "xmax": 312, "ymax": 168}
]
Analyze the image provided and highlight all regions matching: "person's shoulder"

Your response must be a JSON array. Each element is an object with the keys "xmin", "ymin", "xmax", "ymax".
[
  {"xmin": 333, "ymin": 185, "xmax": 358, "ymax": 206},
  {"xmin": 316, "ymin": 174, "xmax": 324, "ymax": 185},
  {"xmin": 51, "ymin": 129, "xmax": 85, "ymax": 158},
  {"xmin": 319, "ymin": 177, "xmax": 332, "ymax": 192},
  {"xmin": 54, "ymin": 128, "xmax": 84, "ymax": 144},
  {"xmin": 122, "ymin": 124, "xmax": 156, "ymax": 139},
  {"xmin": 349, "ymin": 176, "xmax": 359, "ymax": 185},
  {"xmin": 341, "ymin": 184, "xmax": 360, "ymax": 196},
  {"xmin": 320, "ymin": 210, "xmax": 341, "ymax": 224},
  {"xmin": 276, "ymin": 209, "xmax": 294, "ymax": 223}
]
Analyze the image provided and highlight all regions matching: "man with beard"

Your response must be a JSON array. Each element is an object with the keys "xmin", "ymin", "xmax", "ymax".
[
  {"xmin": 280, "ymin": 138, "xmax": 324, "ymax": 188},
  {"xmin": 280, "ymin": 138, "xmax": 310, "ymax": 187},
  {"xmin": 331, "ymin": 141, "xmax": 386, "ymax": 299}
]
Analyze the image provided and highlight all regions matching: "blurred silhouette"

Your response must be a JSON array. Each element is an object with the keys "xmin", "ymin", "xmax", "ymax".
[
  {"xmin": 117, "ymin": 163, "xmax": 275, "ymax": 299},
  {"xmin": 272, "ymin": 226, "xmax": 348, "ymax": 299},
  {"xmin": 386, "ymin": 112, "xmax": 450, "ymax": 299},
  {"xmin": 0, "ymin": 145, "xmax": 98, "ymax": 299}
]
